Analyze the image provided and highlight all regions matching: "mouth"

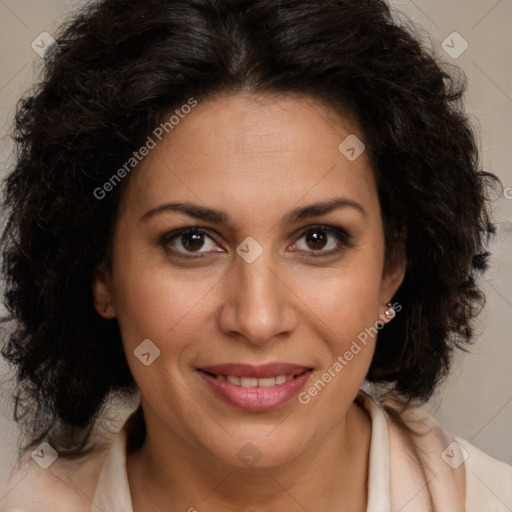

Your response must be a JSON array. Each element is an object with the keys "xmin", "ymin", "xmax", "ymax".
[
  {"xmin": 198, "ymin": 371, "xmax": 307, "ymax": 388},
  {"xmin": 196, "ymin": 363, "xmax": 313, "ymax": 411}
]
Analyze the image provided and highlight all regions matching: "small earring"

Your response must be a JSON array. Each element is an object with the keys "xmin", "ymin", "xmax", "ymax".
[
  {"xmin": 94, "ymin": 301, "xmax": 109, "ymax": 315},
  {"xmin": 384, "ymin": 302, "xmax": 395, "ymax": 319}
]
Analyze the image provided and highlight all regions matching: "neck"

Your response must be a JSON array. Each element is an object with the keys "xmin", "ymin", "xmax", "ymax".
[{"xmin": 127, "ymin": 400, "xmax": 371, "ymax": 512}]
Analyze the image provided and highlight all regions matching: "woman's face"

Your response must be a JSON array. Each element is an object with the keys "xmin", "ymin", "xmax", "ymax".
[{"xmin": 93, "ymin": 93, "xmax": 404, "ymax": 467}]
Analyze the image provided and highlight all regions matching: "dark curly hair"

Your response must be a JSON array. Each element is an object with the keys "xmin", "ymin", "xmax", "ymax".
[{"xmin": 1, "ymin": 0, "xmax": 497, "ymax": 457}]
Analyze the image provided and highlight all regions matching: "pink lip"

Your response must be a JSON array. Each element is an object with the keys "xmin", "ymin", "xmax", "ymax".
[
  {"xmin": 197, "ymin": 363, "xmax": 310, "ymax": 378},
  {"xmin": 197, "ymin": 365, "xmax": 313, "ymax": 412}
]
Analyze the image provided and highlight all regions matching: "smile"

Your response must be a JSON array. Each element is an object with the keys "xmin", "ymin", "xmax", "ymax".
[
  {"xmin": 197, "ymin": 363, "xmax": 313, "ymax": 411},
  {"xmin": 210, "ymin": 373, "xmax": 299, "ymax": 387}
]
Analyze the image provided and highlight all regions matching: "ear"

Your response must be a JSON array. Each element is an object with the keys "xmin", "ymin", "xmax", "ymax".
[
  {"xmin": 92, "ymin": 263, "xmax": 116, "ymax": 319},
  {"xmin": 379, "ymin": 232, "xmax": 406, "ymax": 317}
]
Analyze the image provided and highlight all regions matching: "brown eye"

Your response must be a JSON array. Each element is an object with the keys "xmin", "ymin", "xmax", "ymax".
[
  {"xmin": 305, "ymin": 230, "xmax": 328, "ymax": 250},
  {"xmin": 160, "ymin": 227, "xmax": 222, "ymax": 256},
  {"xmin": 181, "ymin": 232, "xmax": 205, "ymax": 252},
  {"xmin": 293, "ymin": 225, "xmax": 353, "ymax": 257}
]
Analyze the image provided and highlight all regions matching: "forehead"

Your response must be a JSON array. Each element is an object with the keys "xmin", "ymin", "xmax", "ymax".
[{"xmin": 120, "ymin": 93, "xmax": 379, "ymax": 225}]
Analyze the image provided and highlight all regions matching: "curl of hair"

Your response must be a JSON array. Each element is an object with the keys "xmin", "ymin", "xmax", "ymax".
[{"xmin": 1, "ymin": 0, "xmax": 497, "ymax": 457}]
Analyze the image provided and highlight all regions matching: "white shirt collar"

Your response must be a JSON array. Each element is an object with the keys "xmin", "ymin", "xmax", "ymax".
[{"xmin": 92, "ymin": 391, "xmax": 391, "ymax": 512}]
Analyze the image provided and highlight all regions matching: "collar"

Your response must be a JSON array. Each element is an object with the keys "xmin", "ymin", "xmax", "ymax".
[{"xmin": 93, "ymin": 391, "xmax": 398, "ymax": 512}]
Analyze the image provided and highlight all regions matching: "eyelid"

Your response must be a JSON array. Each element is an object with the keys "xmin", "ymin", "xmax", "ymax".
[
  {"xmin": 159, "ymin": 224, "xmax": 354, "ymax": 258},
  {"xmin": 290, "ymin": 224, "xmax": 354, "ymax": 255},
  {"xmin": 292, "ymin": 224, "xmax": 353, "ymax": 243},
  {"xmin": 158, "ymin": 226, "xmax": 222, "ymax": 256}
]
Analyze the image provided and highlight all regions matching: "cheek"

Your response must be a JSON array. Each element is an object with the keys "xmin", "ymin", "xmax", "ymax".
[
  {"xmin": 109, "ymin": 259, "xmax": 223, "ymax": 405},
  {"xmin": 110, "ymin": 248, "xmax": 219, "ymax": 353},
  {"xmin": 293, "ymin": 261, "xmax": 385, "ymax": 410},
  {"xmin": 291, "ymin": 266, "xmax": 384, "ymax": 412},
  {"xmin": 293, "ymin": 259, "xmax": 384, "ymax": 345}
]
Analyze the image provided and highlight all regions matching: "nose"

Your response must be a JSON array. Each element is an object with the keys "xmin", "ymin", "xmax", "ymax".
[{"xmin": 217, "ymin": 249, "xmax": 299, "ymax": 347}]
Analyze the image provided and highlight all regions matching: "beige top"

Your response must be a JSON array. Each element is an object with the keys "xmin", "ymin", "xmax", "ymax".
[{"xmin": 1, "ymin": 391, "xmax": 511, "ymax": 511}]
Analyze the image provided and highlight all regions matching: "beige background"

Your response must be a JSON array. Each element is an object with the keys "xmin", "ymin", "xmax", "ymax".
[{"xmin": 0, "ymin": 0, "xmax": 511, "ymax": 488}]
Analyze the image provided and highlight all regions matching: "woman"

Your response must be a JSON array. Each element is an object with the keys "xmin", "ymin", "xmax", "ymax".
[{"xmin": 0, "ymin": 0, "xmax": 511, "ymax": 510}]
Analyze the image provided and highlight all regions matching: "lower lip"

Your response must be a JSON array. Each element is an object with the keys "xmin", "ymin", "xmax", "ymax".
[{"xmin": 197, "ymin": 370, "xmax": 313, "ymax": 412}]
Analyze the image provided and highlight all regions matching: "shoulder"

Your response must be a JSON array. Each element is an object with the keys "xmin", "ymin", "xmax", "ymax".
[
  {"xmin": 456, "ymin": 436, "xmax": 512, "ymax": 512},
  {"xmin": 0, "ymin": 433, "xmax": 116, "ymax": 512},
  {"xmin": 391, "ymin": 403, "xmax": 512, "ymax": 511},
  {"xmin": 0, "ymin": 454, "xmax": 106, "ymax": 512},
  {"xmin": 360, "ymin": 391, "xmax": 512, "ymax": 512},
  {"xmin": 0, "ymin": 393, "xmax": 138, "ymax": 512}
]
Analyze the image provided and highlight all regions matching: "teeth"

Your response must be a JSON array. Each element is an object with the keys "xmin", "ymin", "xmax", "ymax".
[
  {"xmin": 258, "ymin": 377, "xmax": 277, "ymax": 387},
  {"xmin": 215, "ymin": 373, "xmax": 301, "ymax": 387},
  {"xmin": 227, "ymin": 375, "xmax": 241, "ymax": 385},
  {"xmin": 240, "ymin": 377, "xmax": 258, "ymax": 388}
]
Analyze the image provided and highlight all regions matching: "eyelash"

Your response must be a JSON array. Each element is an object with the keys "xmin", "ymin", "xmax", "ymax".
[{"xmin": 159, "ymin": 224, "xmax": 354, "ymax": 260}]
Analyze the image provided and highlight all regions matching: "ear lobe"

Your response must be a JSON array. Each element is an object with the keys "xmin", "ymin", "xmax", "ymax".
[{"xmin": 92, "ymin": 265, "xmax": 116, "ymax": 318}]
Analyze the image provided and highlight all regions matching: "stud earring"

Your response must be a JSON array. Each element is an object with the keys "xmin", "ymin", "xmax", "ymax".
[
  {"xmin": 384, "ymin": 302, "xmax": 395, "ymax": 320},
  {"xmin": 94, "ymin": 301, "xmax": 109, "ymax": 315}
]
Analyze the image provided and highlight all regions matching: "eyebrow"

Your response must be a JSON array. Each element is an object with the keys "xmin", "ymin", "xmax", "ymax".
[{"xmin": 140, "ymin": 197, "xmax": 366, "ymax": 224}]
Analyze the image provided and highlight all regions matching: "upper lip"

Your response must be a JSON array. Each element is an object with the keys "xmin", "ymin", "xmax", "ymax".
[{"xmin": 197, "ymin": 363, "xmax": 312, "ymax": 378}]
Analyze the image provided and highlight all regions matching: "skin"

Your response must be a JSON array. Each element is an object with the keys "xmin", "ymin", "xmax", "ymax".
[{"xmin": 93, "ymin": 93, "xmax": 405, "ymax": 511}]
